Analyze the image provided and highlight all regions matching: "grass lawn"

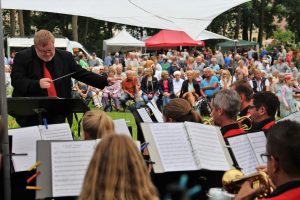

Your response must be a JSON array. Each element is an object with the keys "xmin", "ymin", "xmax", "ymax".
[
  {"xmin": 70, "ymin": 110, "xmax": 137, "ymax": 140},
  {"xmin": 8, "ymin": 109, "xmax": 138, "ymax": 140}
]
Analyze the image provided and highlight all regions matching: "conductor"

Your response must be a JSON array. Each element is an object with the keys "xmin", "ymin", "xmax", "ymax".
[{"xmin": 11, "ymin": 30, "xmax": 108, "ymax": 127}]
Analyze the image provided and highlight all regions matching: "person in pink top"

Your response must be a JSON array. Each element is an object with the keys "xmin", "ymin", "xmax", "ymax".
[
  {"xmin": 102, "ymin": 68, "xmax": 121, "ymax": 111},
  {"xmin": 158, "ymin": 71, "xmax": 174, "ymax": 106}
]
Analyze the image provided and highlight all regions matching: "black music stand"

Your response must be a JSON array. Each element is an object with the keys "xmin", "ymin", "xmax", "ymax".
[{"xmin": 7, "ymin": 97, "xmax": 89, "ymax": 134}]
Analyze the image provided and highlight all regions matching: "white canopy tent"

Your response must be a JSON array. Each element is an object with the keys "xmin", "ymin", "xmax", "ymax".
[
  {"xmin": 2, "ymin": 0, "xmax": 249, "ymax": 39},
  {"xmin": 197, "ymin": 30, "xmax": 232, "ymax": 41},
  {"xmin": 103, "ymin": 29, "xmax": 145, "ymax": 54}
]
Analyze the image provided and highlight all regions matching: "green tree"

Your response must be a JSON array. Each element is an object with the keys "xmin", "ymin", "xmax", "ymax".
[
  {"xmin": 273, "ymin": 29, "xmax": 295, "ymax": 45},
  {"xmin": 277, "ymin": 0, "xmax": 300, "ymax": 41}
]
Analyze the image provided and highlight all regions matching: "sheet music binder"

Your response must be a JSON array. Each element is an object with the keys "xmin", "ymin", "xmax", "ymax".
[
  {"xmin": 141, "ymin": 122, "xmax": 234, "ymax": 173},
  {"xmin": 9, "ymin": 123, "xmax": 74, "ymax": 172},
  {"xmin": 141, "ymin": 122, "xmax": 267, "ymax": 175},
  {"xmin": 36, "ymin": 140, "xmax": 97, "ymax": 199},
  {"xmin": 36, "ymin": 139, "xmax": 140, "ymax": 199}
]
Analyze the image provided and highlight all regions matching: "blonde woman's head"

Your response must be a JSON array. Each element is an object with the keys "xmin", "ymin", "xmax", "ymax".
[
  {"xmin": 78, "ymin": 134, "xmax": 158, "ymax": 200},
  {"xmin": 82, "ymin": 110, "xmax": 115, "ymax": 140}
]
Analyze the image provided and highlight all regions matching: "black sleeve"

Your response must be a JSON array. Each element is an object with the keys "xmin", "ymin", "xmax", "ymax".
[
  {"xmin": 169, "ymin": 79, "xmax": 174, "ymax": 95},
  {"xmin": 140, "ymin": 77, "xmax": 147, "ymax": 93},
  {"xmin": 195, "ymin": 82, "xmax": 201, "ymax": 96},
  {"xmin": 11, "ymin": 49, "xmax": 45, "ymax": 96},
  {"xmin": 68, "ymin": 53, "xmax": 108, "ymax": 89},
  {"xmin": 179, "ymin": 81, "xmax": 186, "ymax": 98},
  {"xmin": 158, "ymin": 80, "xmax": 163, "ymax": 95},
  {"xmin": 153, "ymin": 77, "xmax": 159, "ymax": 93}
]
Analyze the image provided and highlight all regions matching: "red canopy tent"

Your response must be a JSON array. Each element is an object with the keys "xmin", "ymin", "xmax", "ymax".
[{"xmin": 145, "ymin": 29, "xmax": 199, "ymax": 47}]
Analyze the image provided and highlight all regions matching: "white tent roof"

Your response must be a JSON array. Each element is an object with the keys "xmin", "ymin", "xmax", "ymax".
[
  {"xmin": 103, "ymin": 29, "xmax": 144, "ymax": 52},
  {"xmin": 3, "ymin": 0, "xmax": 249, "ymax": 39},
  {"xmin": 197, "ymin": 30, "xmax": 232, "ymax": 41}
]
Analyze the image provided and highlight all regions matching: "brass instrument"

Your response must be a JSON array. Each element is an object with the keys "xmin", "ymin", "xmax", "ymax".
[
  {"xmin": 202, "ymin": 116, "xmax": 252, "ymax": 131},
  {"xmin": 222, "ymin": 169, "xmax": 273, "ymax": 198},
  {"xmin": 237, "ymin": 115, "xmax": 252, "ymax": 131},
  {"xmin": 202, "ymin": 117, "xmax": 214, "ymax": 125}
]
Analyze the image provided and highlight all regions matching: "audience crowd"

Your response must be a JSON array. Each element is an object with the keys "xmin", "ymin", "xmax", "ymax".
[{"xmin": 21, "ymin": 46, "xmax": 298, "ymax": 118}]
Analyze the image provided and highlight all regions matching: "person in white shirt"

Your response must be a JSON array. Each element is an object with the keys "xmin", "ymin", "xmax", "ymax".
[
  {"xmin": 172, "ymin": 71, "xmax": 184, "ymax": 97},
  {"xmin": 220, "ymin": 69, "xmax": 236, "ymax": 89},
  {"xmin": 249, "ymin": 69, "xmax": 270, "ymax": 93}
]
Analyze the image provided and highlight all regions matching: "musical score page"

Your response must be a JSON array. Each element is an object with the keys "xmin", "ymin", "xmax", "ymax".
[
  {"xmin": 39, "ymin": 123, "xmax": 73, "ymax": 140},
  {"xmin": 9, "ymin": 126, "xmax": 41, "ymax": 172},
  {"xmin": 148, "ymin": 123, "xmax": 197, "ymax": 172},
  {"xmin": 247, "ymin": 132, "xmax": 267, "ymax": 165},
  {"xmin": 277, "ymin": 111, "xmax": 300, "ymax": 123},
  {"xmin": 184, "ymin": 122, "xmax": 232, "ymax": 171},
  {"xmin": 51, "ymin": 140, "xmax": 96, "ymax": 197},
  {"xmin": 113, "ymin": 119, "xmax": 132, "ymax": 137},
  {"xmin": 137, "ymin": 108, "xmax": 153, "ymax": 123},
  {"xmin": 227, "ymin": 135, "xmax": 258, "ymax": 175},
  {"xmin": 147, "ymin": 102, "xmax": 164, "ymax": 122}
]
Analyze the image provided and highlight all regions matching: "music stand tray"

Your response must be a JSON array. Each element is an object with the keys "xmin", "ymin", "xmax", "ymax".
[{"xmin": 7, "ymin": 97, "xmax": 90, "ymax": 127}]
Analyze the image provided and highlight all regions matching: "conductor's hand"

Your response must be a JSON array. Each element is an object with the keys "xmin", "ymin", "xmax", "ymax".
[{"xmin": 39, "ymin": 78, "xmax": 52, "ymax": 89}]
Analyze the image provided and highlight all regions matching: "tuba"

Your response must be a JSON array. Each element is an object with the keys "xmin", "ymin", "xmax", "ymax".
[
  {"xmin": 222, "ymin": 169, "xmax": 273, "ymax": 198},
  {"xmin": 237, "ymin": 115, "xmax": 252, "ymax": 131}
]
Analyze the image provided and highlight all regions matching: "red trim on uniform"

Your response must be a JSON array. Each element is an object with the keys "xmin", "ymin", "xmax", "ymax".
[
  {"xmin": 262, "ymin": 121, "xmax": 275, "ymax": 131},
  {"xmin": 43, "ymin": 63, "xmax": 57, "ymax": 97},
  {"xmin": 224, "ymin": 128, "xmax": 245, "ymax": 138},
  {"xmin": 262, "ymin": 187, "xmax": 300, "ymax": 200}
]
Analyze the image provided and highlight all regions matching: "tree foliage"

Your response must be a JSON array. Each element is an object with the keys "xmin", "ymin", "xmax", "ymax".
[
  {"xmin": 273, "ymin": 29, "xmax": 295, "ymax": 45},
  {"xmin": 2, "ymin": 0, "xmax": 299, "ymax": 55}
]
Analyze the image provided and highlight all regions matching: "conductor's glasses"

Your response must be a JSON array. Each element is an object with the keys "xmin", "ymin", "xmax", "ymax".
[{"xmin": 35, "ymin": 45, "xmax": 55, "ymax": 54}]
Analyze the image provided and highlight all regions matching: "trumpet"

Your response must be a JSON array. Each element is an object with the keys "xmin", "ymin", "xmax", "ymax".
[
  {"xmin": 237, "ymin": 115, "xmax": 252, "ymax": 131},
  {"xmin": 222, "ymin": 169, "xmax": 273, "ymax": 198}
]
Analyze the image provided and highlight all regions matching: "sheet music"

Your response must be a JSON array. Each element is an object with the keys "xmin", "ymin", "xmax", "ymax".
[
  {"xmin": 184, "ymin": 122, "xmax": 232, "ymax": 171},
  {"xmin": 51, "ymin": 140, "xmax": 96, "ymax": 197},
  {"xmin": 147, "ymin": 102, "xmax": 164, "ymax": 122},
  {"xmin": 149, "ymin": 123, "xmax": 197, "ymax": 172},
  {"xmin": 227, "ymin": 135, "xmax": 258, "ymax": 175},
  {"xmin": 277, "ymin": 111, "xmax": 300, "ymax": 123},
  {"xmin": 247, "ymin": 132, "xmax": 267, "ymax": 165},
  {"xmin": 137, "ymin": 108, "xmax": 153, "ymax": 122},
  {"xmin": 9, "ymin": 126, "xmax": 41, "ymax": 172},
  {"xmin": 113, "ymin": 119, "xmax": 131, "ymax": 137},
  {"xmin": 151, "ymin": 98, "xmax": 159, "ymax": 110},
  {"xmin": 39, "ymin": 123, "xmax": 73, "ymax": 140}
]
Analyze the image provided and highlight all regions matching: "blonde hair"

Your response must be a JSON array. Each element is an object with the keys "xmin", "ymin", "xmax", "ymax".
[
  {"xmin": 34, "ymin": 29, "xmax": 55, "ymax": 46},
  {"xmin": 161, "ymin": 70, "xmax": 169, "ymax": 79},
  {"xmin": 186, "ymin": 70, "xmax": 194, "ymax": 76},
  {"xmin": 163, "ymin": 98, "xmax": 202, "ymax": 123},
  {"xmin": 221, "ymin": 69, "xmax": 232, "ymax": 79},
  {"xmin": 82, "ymin": 110, "xmax": 115, "ymax": 139},
  {"xmin": 78, "ymin": 134, "xmax": 159, "ymax": 200},
  {"xmin": 126, "ymin": 65, "xmax": 133, "ymax": 71},
  {"xmin": 108, "ymin": 67, "xmax": 116, "ymax": 75}
]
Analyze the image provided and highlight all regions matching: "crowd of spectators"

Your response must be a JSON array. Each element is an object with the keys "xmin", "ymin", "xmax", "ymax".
[{"xmin": 4, "ymin": 45, "xmax": 300, "ymax": 118}]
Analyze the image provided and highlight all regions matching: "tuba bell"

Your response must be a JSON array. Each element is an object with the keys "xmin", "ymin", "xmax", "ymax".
[{"xmin": 222, "ymin": 169, "xmax": 273, "ymax": 198}]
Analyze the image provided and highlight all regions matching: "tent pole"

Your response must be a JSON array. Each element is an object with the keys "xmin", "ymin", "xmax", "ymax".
[{"xmin": 0, "ymin": 1, "xmax": 11, "ymax": 200}]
